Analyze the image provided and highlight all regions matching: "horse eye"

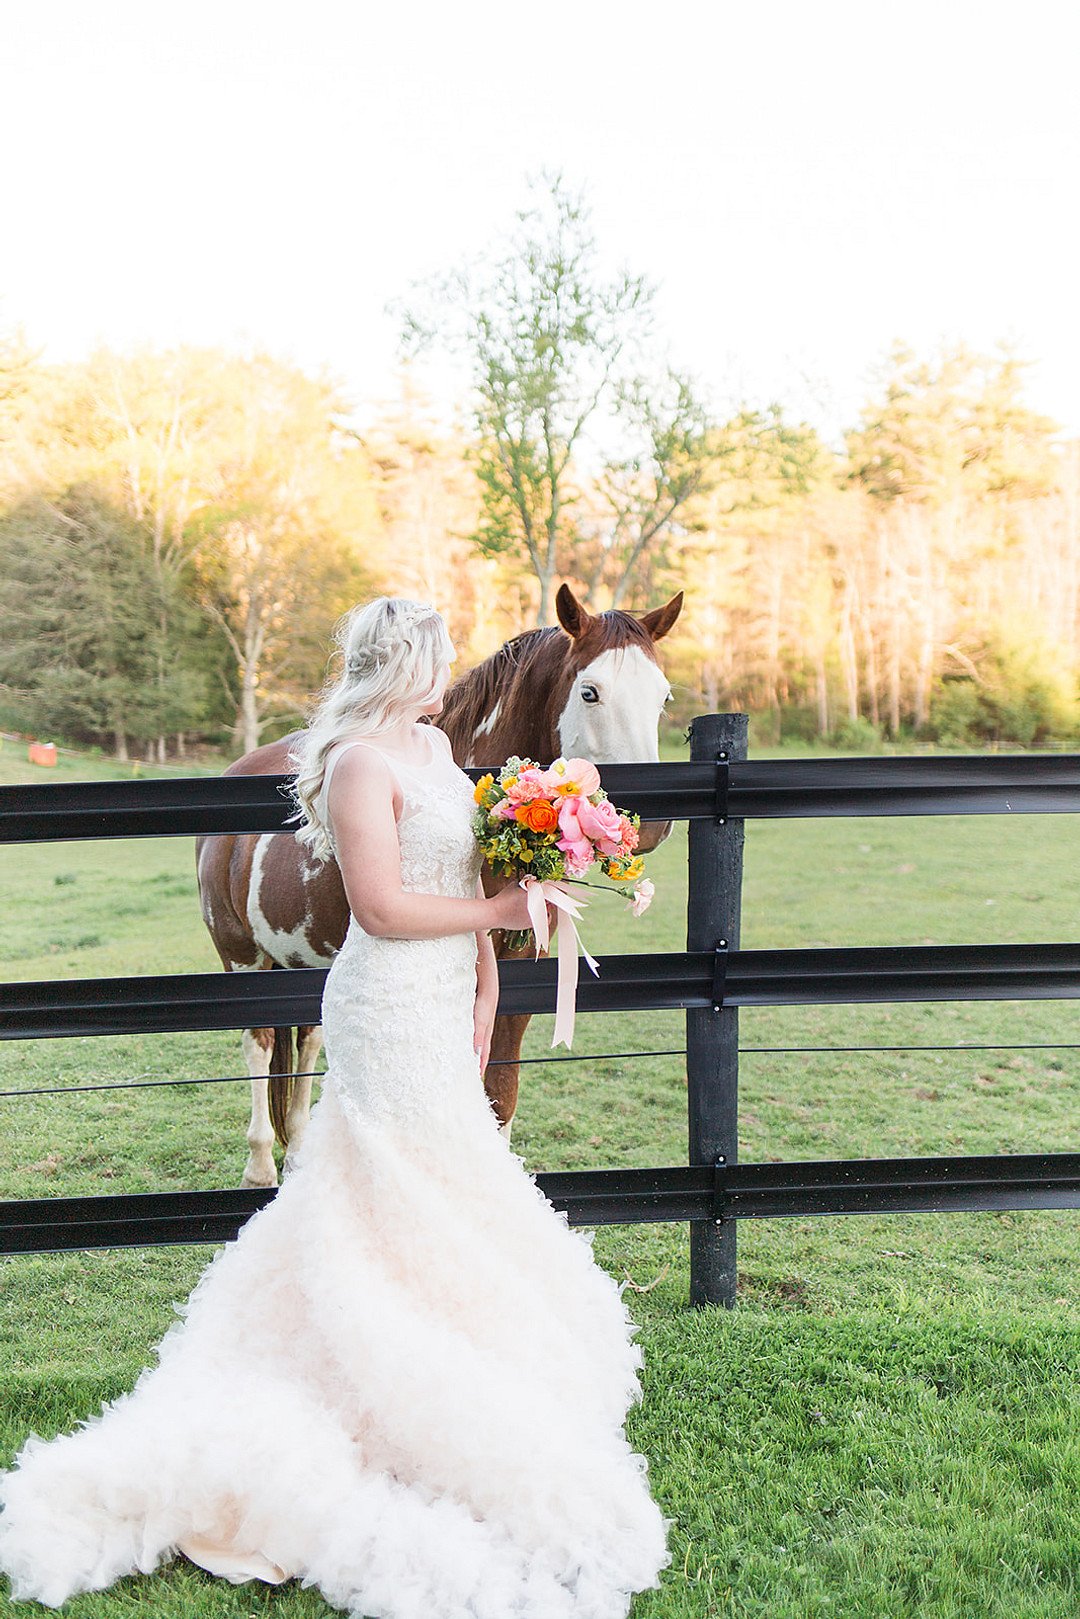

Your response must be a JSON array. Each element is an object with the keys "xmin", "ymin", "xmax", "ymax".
[
  {"xmin": 663, "ymin": 691, "xmax": 673, "ymax": 705},
  {"xmin": 580, "ymin": 684, "xmax": 600, "ymax": 704}
]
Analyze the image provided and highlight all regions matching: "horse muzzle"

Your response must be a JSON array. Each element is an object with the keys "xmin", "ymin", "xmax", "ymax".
[{"xmin": 635, "ymin": 817, "xmax": 673, "ymax": 853}]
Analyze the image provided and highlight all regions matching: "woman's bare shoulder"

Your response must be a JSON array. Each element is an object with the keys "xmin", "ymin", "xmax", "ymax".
[
  {"xmin": 326, "ymin": 740, "xmax": 398, "ymax": 801},
  {"xmin": 328, "ymin": 738, "xmax": 394, "ymax": 777},
  {"xmin": 326, "ymin": 741, "xmax": 403, "ymax": 829}
]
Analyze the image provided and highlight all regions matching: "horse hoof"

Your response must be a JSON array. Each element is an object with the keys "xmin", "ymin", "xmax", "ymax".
[{"xmin": 240, "ymin": 1167, "xmax": 278, "ymax": 1190}]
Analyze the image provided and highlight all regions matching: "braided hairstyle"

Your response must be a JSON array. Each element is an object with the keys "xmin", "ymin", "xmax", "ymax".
[{"xmin": 286, "ymin": 597, "xmax": 456, "ymax": 863}]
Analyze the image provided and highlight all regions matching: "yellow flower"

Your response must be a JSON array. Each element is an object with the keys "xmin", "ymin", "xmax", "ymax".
[
  {"xmin": 502, "ymin": 774, "xmax": 518, "ymax": 789},
  {"xmin": 474, "ymin": 773, "xmax": 494, "ymax": 803},
  {"xmin": 623, "ymin": 856, "xmax": 645, "ymax": 881}
]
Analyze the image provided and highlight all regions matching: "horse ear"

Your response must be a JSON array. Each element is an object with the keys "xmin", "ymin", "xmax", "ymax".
[
  {"xmin": 555, "ymin": 583, "xmax": 592, "ymax": 640},
  {"xmin": 638, "ymin": 591, "xmax": 684, "ymax": 642}
]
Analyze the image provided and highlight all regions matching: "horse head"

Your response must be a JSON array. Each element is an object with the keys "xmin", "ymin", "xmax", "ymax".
[
  {"xmin": 443, "ymin": 583, "xmax": 683, "ymax": 853},
  {"xmin": 550, "ymin": 583, "xmax": 682, "ymax": 852}
]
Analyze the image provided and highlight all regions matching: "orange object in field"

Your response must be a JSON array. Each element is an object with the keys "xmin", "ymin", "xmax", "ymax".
[{"xmin": 28, "ymin": 741, "xmax": 58, "ymax": 767}]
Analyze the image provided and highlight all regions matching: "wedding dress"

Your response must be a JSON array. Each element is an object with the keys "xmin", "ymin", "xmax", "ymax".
[{"xmin": 0, "ymin": 723, "xmax": 672, "ymax": 1616}]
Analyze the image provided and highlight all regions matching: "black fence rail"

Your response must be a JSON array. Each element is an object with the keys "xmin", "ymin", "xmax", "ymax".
[
  {"xmin": 2, "ymin": 718, "xmax": 1080, "ymax": 1306},
  {"xmin": 8, "ymin": 752, "xmax": 1080, "ymax": 843},
  {"xmin": 10, "ymin": 941, "xmax": 1080, "ymax": 1044},
  {"xmin": 6, "ymin": 1151, "xmax": 1079, "ymax": 1257}
]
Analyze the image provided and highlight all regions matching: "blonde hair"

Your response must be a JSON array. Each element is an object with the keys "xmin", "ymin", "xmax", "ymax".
[{"xmin": 285, "ymin": 597, "xmax": 455, "ymax": 863}]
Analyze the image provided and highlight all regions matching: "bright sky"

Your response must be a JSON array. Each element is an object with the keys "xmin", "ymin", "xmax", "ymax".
[{"xmin": 2, "ymin": 0, "xmax": 1078, "ymax": 443}]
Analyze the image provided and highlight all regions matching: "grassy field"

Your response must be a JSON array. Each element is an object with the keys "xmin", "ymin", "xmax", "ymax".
[{"xmin": 1, "ymin": 731, "xmax": 1078, "ymax": 1616}]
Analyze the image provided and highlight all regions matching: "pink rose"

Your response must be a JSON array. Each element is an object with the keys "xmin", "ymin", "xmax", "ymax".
[
  {"xmin": 555, "ymin": 797, "xmax": 596, "ymax": 871},
  {"xmin": 572, "ymin": 795, "xmax": 624, "ymax": 857},
  {"xmin": 556, "ymin": 795, "xmax": 583, "ymax": 838}
]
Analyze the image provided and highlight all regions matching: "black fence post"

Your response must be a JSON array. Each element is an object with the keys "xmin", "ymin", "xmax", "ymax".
[{"xmin": 686, "ymin": 711, "xmax": 747, "ymax": 1308}]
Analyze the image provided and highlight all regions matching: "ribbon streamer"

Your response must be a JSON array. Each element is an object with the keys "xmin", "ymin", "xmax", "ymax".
[{"xmin": 520, "ymin": 877, "xmax": 600, "ymax": 1049}]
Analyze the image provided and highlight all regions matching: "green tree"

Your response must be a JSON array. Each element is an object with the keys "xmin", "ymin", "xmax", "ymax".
[
  {"xmin": 403, "ymin": 174, "xmax": 712, "ymax": 623},
  {"xmin": 0, "ymin": 487, "xmax": 205, "ymax": 755},
  {"xmin": 586, "ymin": 369, "xmax": 712, "ymax": 608},
  {"xmin": 13, "ymin": 347, "xmax": 230, "ymax": 757},
  {"xmin": 7, "ymin": 347, "xmax": 380, "ymax": 756}
]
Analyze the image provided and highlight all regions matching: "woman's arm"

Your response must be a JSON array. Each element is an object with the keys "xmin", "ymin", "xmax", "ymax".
[
  {"xmin": 473, "ymin": 873, "xmax": 500, "ymax": 1068},
  {"xmin": 328, "ymin": 747, "xmax": 532, "ymax": 939},
  {"xmin": 475, "ymin": 874, "xmax": 500, "ymax": 988}
]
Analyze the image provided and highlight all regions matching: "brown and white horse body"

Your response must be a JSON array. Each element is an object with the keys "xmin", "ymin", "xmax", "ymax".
[{"xmin": 196, "ymin": 584, "xmax": 683, "ymax": 1187}]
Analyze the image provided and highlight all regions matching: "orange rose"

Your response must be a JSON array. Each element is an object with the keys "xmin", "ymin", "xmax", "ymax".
[{"xmin": 515, "ymin": 799, "xmax": 559, "ymax": 833}]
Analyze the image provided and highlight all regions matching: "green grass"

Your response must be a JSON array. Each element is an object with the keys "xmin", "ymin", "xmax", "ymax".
[{"xmin": 1, "ymin": 733, "xmax": 1079, "ymax": 1617}]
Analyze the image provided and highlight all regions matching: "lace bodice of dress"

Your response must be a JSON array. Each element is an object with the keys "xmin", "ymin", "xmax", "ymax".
[
  {"xmin": 318, "ymin": 724, "xmax": 481, "ymax": 902},
  {"xmin": 316, "ymin": 724, "xmax": 486, "ymax": 1128}
]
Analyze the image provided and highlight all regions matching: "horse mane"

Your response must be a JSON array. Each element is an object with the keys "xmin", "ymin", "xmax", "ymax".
[{"xmin": 442, "ymin": 626, "xmax": 561, "ymax": 738}]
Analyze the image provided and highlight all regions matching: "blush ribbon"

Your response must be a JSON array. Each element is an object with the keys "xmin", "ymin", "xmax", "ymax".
[{"xmin": 520, "ymin": 877, "xmax": 600, "ymax": 1049}]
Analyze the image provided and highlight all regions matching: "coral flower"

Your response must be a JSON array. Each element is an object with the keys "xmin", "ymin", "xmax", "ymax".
[{"xmin": 504, "ymin": 768, "xmax": 550, "ymax": 804}]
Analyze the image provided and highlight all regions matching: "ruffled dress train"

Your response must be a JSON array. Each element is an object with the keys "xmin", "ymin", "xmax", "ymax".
[{"xmin": 0, "ymin": 729, "xmax": 672, "ymax": 1616}]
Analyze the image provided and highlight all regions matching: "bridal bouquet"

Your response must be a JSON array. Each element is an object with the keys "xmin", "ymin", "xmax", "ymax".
[{"xmin": 472, "ymin": 755, "xmax": 656, "ymax": 1047}]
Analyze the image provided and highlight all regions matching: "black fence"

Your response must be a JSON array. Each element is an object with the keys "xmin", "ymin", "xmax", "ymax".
[{"xmin": 2, "ymin": 715, "xmax": 1080, "ymax": 1306}]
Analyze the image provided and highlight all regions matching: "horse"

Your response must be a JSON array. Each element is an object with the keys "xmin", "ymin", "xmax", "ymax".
[{"xmin": 195, "ymin": 583, "xmax": 683, "ymax": 1188}]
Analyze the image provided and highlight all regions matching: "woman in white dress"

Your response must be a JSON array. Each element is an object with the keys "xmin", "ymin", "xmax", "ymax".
[{"xmin": 0, "ymin": 596, "xmax": 672, "ymax": 1617}]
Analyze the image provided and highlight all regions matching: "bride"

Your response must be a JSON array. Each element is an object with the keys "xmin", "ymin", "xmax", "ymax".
[{"xmin": 0, "ymin": 596, "xmax": 672, "ymax": 1618}]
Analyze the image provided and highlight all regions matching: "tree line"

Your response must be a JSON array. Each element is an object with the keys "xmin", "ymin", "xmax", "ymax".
[{"xmin": 1, "ymin": 179, "xmax": 1076, "ymax": 760}]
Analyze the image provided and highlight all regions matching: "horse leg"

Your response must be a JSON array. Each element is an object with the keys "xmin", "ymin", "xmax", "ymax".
[
  {"xmin": 282, "ymin": 1023, "xmax": 323, "ymax": 1175},
  {"xmin": 483, "ymin": 1013, "xmax": 530, "ymax": 1142},
  {"xmin": 240, "ymin": 1027, "xmax": 278, "ymax": 1189}
]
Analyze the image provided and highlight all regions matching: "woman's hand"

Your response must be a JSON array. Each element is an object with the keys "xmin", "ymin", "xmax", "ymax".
[
  {"xmin": 487, "ymin": 879, "xmax": 539, "ymax": 932},
  {"xmin": 474, "ymin": 876, "xmax": 500, "ymax": 1073},
  {"xmin": 472, "ymin": 977, "xmax": 498, "ymax": 1073}
]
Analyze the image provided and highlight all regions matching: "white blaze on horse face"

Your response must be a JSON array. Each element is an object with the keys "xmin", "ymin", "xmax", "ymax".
[
  {"xmin": 248, "ymin": 833, "xmax": 327, "ymax": 968},
  {"xmin": 557, "ymin": 647, "xmax": 671, "ymax": 763}
]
